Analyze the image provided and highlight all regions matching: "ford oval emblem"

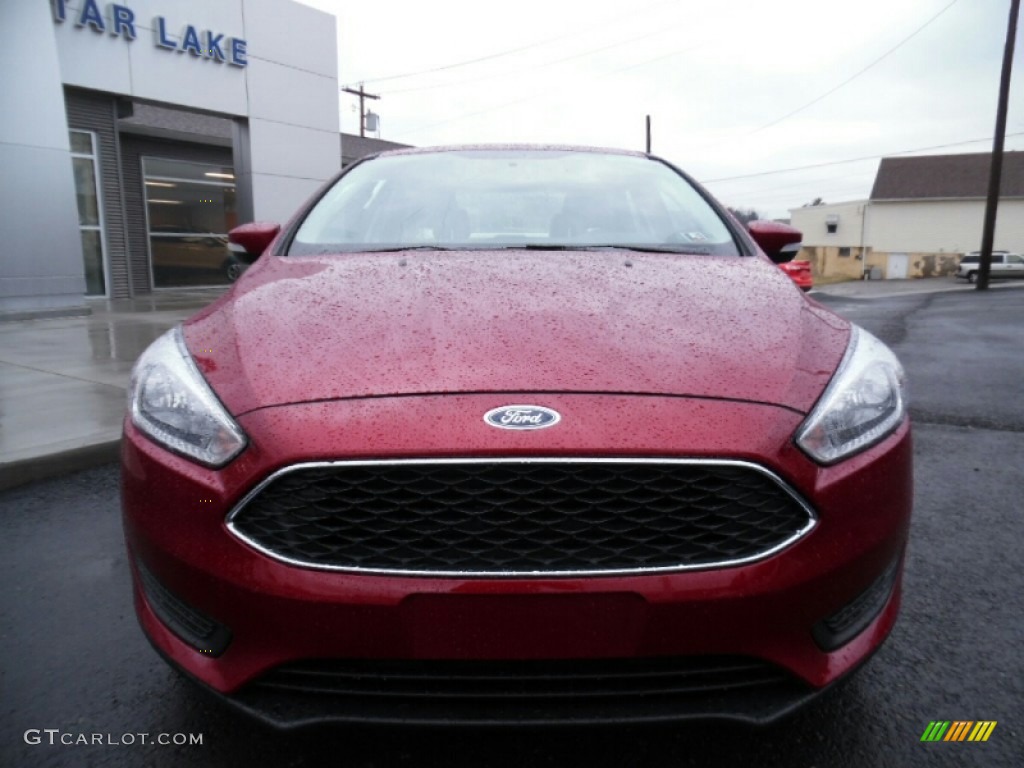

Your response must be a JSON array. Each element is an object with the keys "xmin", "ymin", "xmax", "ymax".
[{"xmin": 484, "ymin": 405, "xmax": 561, "ymax": 431}]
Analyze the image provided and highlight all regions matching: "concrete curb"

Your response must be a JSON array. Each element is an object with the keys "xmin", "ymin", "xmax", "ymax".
[
  {"xmin": 0, "ymin": 440, "xmax": 121, "ymax": 493},
  {"xmin": 0, "ymin": 305, "xmax": 93, "ymax": 322}
]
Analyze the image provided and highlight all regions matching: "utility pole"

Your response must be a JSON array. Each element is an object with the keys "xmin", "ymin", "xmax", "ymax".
[
  {"xmin": 341, "ymin": 84, "xmax": 381, "ymax": 137},
  {"xmin": 976, "ymin": 0, "xmax": 1019, "ymax": 290},
  {"xmin": 645, "ymin": 115, "xmax": 652, "ymax": 154}
]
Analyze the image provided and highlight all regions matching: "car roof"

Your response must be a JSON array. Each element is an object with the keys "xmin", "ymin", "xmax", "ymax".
[{"xmin": 371, "ymin": 143, "xmax": 651, "ymax": 161}]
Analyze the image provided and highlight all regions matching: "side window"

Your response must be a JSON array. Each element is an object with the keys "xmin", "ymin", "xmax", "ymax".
[
  {"xmin": 1006, "ymin": 254, "xmax": 1023, "ymax": 264},
  {"xmin": 992, "ymin": 254, "xmax": 1004, "ymax": 265},
  {"xmin": 70, "ymin": 130, "xmax": 107, "ymax": 296}
]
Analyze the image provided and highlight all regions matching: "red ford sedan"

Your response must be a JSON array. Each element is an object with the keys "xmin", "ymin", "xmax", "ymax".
[{"xmin": 121, "ymin": 146, "xmax": 911, "ymax": 727}]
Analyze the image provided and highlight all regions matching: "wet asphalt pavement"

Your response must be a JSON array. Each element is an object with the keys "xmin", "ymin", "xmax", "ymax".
[{"xmin": 1, "ymin": 288, "xmax": 1022, "ymax": 767}]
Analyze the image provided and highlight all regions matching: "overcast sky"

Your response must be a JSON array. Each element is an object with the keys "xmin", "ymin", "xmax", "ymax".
[{"xmin": 297, "ymin": 0, "xmax": 1023, "ymax": 218}]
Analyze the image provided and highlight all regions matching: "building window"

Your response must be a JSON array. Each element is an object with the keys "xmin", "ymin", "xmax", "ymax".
[
  {"xmin": 838, "ymin": 247, "xmax": 851, "ymax": 257},
  {"xmin": 69, "ymin": 131, "xmax": 107, "ymax": 296},
  {"xmin": 825, "ymin": 214, "xmax": 839, "ymax": 235},
  {"xmin": 142, "ymin": 158, "xmax": 237, "ymax": 288}
]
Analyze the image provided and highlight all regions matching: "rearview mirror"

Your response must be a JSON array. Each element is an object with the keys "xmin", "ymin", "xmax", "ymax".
[
  {"xmin": 747, "ymin": 221, "xmax": 803, "ymax": 264},
  {"xmin": 228, "ymin": 222, "xmax": 281, "ymax": 264}
]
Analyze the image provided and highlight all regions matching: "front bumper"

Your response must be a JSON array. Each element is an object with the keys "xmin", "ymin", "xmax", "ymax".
[{"xmin": 121, "ymin": 393, "xmax": 912, "ymax": 726}]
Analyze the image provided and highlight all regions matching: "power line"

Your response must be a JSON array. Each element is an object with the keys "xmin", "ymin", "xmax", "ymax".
[
  {"xmin": 340, "ymin": 0, "xmax": 676, "ymax": 88},
  {"xmin": 389, "ymin": 39, "xmax": 709, "ymax": 139},
  {"xmin": 387, "ymin": 18, "xmax": 699, "ymax": 96},
  {"xmin": 717, "ymin": 169, "xmax": 880, "ymax": 197},
  {"xmin": 728, "ymin": 183, "xmax": 879, "ymax": 205},
  {"xmin": 713, "ymin": 166, "xmax": 882, "ymax": 194},
  {"xmin": 384, "ymin": 1, "xmax": 959, "ymax": 141},
  {"xmin": 699, "ymin": 132, "xmax": 1024, "ymax": 184},
  {"xmin": 747, "ymin": 0, "xmax": 961, "ymax": 135},
  {"xmin": 726, "ymin": 189, "xmax": 873, "ymax": 208}
]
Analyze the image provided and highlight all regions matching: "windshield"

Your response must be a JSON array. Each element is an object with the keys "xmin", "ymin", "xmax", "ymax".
[{"xmin": 289, "ymin": 149, "xmax": 740, "ymax": 256}]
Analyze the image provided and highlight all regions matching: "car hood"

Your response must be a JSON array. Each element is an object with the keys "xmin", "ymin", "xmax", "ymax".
[{"xmin": 184, "ymin": 250, "xmax": 849, "ymax": 416}]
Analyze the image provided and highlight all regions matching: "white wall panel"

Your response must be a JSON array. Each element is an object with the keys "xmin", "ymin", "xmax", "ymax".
[
  {"xmin": 127, "ymin": 40, "xmax": 249, "ymax": 115},
  {"xmin": 246, "ymin": 57, "xmax": 339, "ymax": 133},
  {"xmin": 248, "ymin": 119, "xmax": 340, "ymax": 181},
  {"xmin": 0, "ymin": 144, "xmax": 85, "ymax": 302},
  {"xmin": 243, "ymin": 0, "xmax": 338, "ymax": 78},
  {"xmin": 53, "ymin": 14, "xmax": 133, "ymax": 96},
  {"xmin": 1, "ymin": 2, "xmax": 79, "ymax": 150},
  {"xmin": 868, "ymin": 201, "xmax": 1024, "ymax": 254},
  {"xmin": 55, "ymin": 0, "xmax": 250, "ymax": 114},
  {"xmin": 250, "ymin": 173, "xmax": 327, "ymax": 224},
  {"xmin": 123, "ymin": 0, "xmax": 245, "ymax": 37},
  {"xmin": 0, "ymin": 2, "xmax": 84, "ymax": 311}
]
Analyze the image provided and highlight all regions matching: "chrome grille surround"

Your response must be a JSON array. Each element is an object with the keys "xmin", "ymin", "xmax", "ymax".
[{"xmin": 225, "ymin": 458, "xmax": 817, "ymax": 577}]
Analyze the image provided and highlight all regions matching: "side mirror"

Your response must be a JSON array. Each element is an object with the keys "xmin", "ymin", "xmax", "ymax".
[
  {"xmin": 228, "ymin": 222, "xmax": 281, "ymax": 264},
  {"xmin": 747, "ymin": 220, "xmax": 803, "ymax": 264}
]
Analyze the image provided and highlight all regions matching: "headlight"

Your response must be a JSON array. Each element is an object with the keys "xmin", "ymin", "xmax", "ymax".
[
  {"xmin": 128, "ymin": 326, "xmax": 246, "ymax": 467},
  {"xmin": 796, "ymin": 326, "xmax": 907, "ymax": 465}
]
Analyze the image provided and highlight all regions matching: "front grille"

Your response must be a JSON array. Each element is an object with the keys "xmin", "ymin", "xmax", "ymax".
[
  {"xmin": 227, "ymin": 459, "xmax": 815, "ymax": 575},
  {"xmin": 235, "ymin": 656, "xmax": 811, "ymax": 726}
]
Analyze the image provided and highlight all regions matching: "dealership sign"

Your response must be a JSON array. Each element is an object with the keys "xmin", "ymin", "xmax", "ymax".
[{"xmin": 52, "ymin": 0, "xmax": 248, "ymax": 67}]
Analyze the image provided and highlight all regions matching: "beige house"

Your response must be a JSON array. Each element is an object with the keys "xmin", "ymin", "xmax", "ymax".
[{"xmin": 790, "ymin": 152, "xmax": 1024, "ymax": 279}]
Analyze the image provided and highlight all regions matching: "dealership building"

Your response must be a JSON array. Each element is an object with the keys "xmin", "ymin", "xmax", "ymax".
[{"xmin": 2, "ymin": 0, "xmax": 349, "ymax": 317}]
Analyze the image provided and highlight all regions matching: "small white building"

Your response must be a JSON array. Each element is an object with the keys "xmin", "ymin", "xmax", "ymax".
[
  {"xmin": 786, "ymin": 201, "xmax": 869, "ymax": 279},
  {"xmin": 790, "ymin": 152, "xmax": 1024, "ymax": 279}
]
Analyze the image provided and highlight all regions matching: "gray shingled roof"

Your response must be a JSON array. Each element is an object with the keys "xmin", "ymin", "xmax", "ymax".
[
  {"xmin": 870, "ymin": 152, "xmax": 1024, "ymax": 200},
  {"xmin": 118, "ymin": 104, "xmax": 412, "ymax": 164},
  {"xmin": 341, "ymin": 133, "xmax": 411, "ymax": 166}
]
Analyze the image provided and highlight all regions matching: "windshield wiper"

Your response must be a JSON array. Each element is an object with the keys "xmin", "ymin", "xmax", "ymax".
[
  {"xmin": 354, "ymin": 245, "xmax": 465, "ymax": 253},
  {"xmin": 508, "ymin": 244, "xmax": 715, "ymax": 255},
  {"xmin": 615, "ymin": 245, "xmax": 715, "ymax": 255},
  {"xmin": 306, "ymin": 244, "xmax": 716, "ymax": 255}
]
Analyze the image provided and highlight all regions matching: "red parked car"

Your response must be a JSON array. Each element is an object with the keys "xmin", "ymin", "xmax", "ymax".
[
  {"xmin": 122, "ymin": 146, "xmax": 911, "ymax": 727},
  {"xmin": 778, "ymin": 259, "xmax": 814, "ymax": 291},
  {"xmin": 746, "ymin": 220, "xmax": 813, "ymax": 291}
]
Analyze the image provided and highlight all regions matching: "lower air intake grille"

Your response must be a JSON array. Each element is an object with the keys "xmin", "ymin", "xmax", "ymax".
[
  {"xmin": 813, "ymin": 557, "xmax": 901, "ymax": 651},
  {"xmin": 236, "ymin": 656, "xmax": 810, "ymax": 725},
  {"xmin": 228, "ymin": 459, "xmax": 814, "ymax": 575},
  {"xmin": 135, "ymin": 558, "xmax": 232, "ymax": 656}
]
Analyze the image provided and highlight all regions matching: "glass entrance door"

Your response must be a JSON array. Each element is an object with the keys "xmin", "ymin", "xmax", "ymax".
[{"xmin": 142, "ymin": 158, "xmax": 236, "ymax": 288}]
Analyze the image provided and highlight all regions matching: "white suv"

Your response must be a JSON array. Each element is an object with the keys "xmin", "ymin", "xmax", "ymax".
[{"xmin": 956, "ymin": 251, "xmax": 1024, "ymax": 283}]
